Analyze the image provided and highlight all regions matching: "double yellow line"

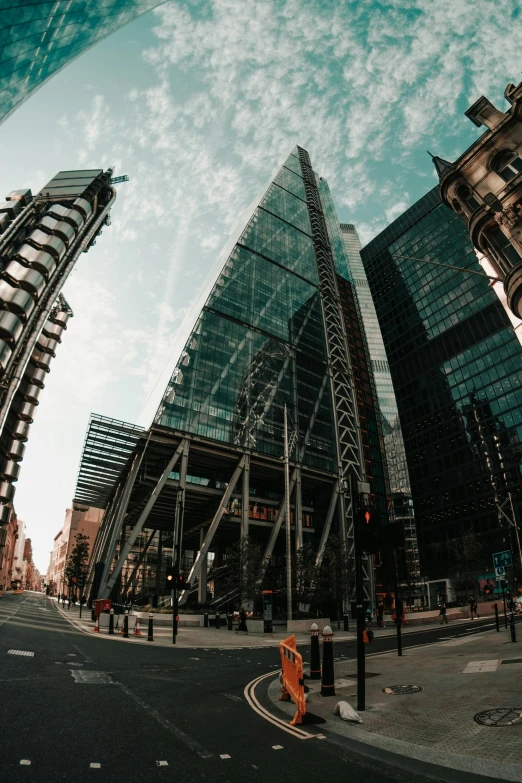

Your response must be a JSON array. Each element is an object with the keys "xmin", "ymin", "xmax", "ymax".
[{"xmin": 244, "ymin": 671, "xmax": 326, "ymax": 740}]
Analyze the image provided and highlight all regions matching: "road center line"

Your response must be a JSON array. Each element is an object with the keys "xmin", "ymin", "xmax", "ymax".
[{"xmin": 116, "ymin": 682, "xmax": 212, "ymax": 759}]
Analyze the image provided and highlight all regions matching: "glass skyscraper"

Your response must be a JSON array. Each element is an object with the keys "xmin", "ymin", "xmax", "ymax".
[
  {"xmin": 340, "ymin": 223, "xmax": 420, "ymax": 584},
  {"xmin": 361, "ymin": 188, "xmax": 522, "ymax": 583},
  {"xmin": 156, "ymin": 149, "xmax": 390, "ymax": 522},
  {"xmin": 85, "ymin": 147, "xmax": 394, "ymax": 613},
  {"xmin": 0, "ymin": 0, "xmax": 165, "ymax": 125}
]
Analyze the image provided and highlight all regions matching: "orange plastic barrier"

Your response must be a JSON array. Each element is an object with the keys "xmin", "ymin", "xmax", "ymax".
[
  {"xmin": 279, "ymin": 634, "xmax": 306, "ymax": 726},
  {"xmin": 363, "ymin": 630, "xmax": 369, "ymax": 643}
]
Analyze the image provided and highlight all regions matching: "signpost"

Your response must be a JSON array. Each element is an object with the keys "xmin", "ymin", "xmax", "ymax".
[{"xmin": 493, "ymin": 551, "xmax": 513, "ymax": 568}]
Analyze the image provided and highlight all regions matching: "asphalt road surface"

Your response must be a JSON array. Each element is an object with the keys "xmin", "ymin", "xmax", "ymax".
[{"xmin": 0, "ymin": 592, "xmax": 505, "ymax": 783}]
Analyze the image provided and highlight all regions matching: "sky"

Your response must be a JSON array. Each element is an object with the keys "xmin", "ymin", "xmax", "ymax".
[{"xmin": 1, "ymin": 0, "xmax": 521, "ymax": 572}]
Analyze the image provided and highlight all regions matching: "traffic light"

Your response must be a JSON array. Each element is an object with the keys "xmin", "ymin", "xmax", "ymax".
[
  {"xmin": 165, "ymin": 567, "xmax": 175, "ymax": 589},
  {"xmin": 177, "ymin": 573, "xmax": 187, "ymax": 590},
  {"xmin": 358, "ymin": 506, "xmax": 380, "ymax": 553}
]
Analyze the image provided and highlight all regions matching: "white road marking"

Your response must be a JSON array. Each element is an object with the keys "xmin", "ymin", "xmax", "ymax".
[
  {"xmin": 156, "ymin": 761, "xmax": 168, "ymax": 767},
  {"xmin": 67, "ymin": 662, "xmax": 84, "ymax": 667},
  {"xmin": 224, "ymin": 693, "xmax": 244, "ymax": 703},
  {"xmin": 190, "ymin": 657, "xmax": 200, "ymax": 660},
  {"xmin": 90, "ymin": 762, "xmax": 101, "ymax": 768},
  {"xmin": 272, "ymin": 745, "xmax": 283, "ymax": 750},
  {"xmin": 67, "ymin": 653, "xmax": 77, "ymax": 656},
  {"xmin": 19, "ymin": 760, "xmax": 31, "ymax": 765},
  {"xmin": 8, "ymin": 650, "xmax": 34, "ymax": 657},
  {"xmin": 220, "ymin": 754, "xmax": 231, "ymax": 759},
  {"xmin": 116, "ymin": 683, "xmax": 212, "ymax": 759},
  {"xmin": 71, "ymin": 671, "xmax": 113, "ymax": 684}
]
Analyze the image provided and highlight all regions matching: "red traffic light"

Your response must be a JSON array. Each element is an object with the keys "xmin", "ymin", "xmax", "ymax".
[
  {"xmin": 364, "ymin": 510, "xmax": 371, "ymax": 524},
  {"xmin": 71, "ymin": 577, "xmax": 77, "ymax": 583}
]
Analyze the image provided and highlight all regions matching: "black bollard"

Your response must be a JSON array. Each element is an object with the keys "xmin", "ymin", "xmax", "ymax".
[
  {"xmin": 108, "ymin": 609, "xmax": 114, "ymax": 635},
  {"xmin": 147, "ymin": 612, "xmax": 154, "ymax": 642},
  {"xmin": 510, "ymin": 612, "xmax": 517, "ymax": 643},
  {"xmin": 123, "ymin": 610, "xmax": 129, "ymax": 638},
  {"xmin": 320, "ymin": 625, "xmax": 335, "ymax": 697},
  {"xmin": 227, "ymin": 614, "xmax": 233, "ymax": 631},
  {"xmin": 215, "ymin": 612, "xmax": 221, "ymax": 630},
  {"xmin": 494, "ymin": 603, "xmax": 500, "ymax": 632},
  {"xmin": 91, "ymin": 608, "xmax": 96, "ymax": 622},
  {"xmin": 310, "ymin": 623, "xmax": 321, "ymax": 680},
  {"xmin": 343, "ymin": 613, "xmax": 349, "ymax": 632},
  {"xmin": 204, "ymin": 612, "xmax": 209, "ymax": 628}
]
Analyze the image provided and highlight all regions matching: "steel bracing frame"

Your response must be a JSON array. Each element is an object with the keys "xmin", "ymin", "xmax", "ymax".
[
  {"xmin": 297, "ymin": 146, "xmax": 369, "ymax": 600},
  {"xmin": 98, "ymin": 439, "xmax": 188, "ymax": 600}
]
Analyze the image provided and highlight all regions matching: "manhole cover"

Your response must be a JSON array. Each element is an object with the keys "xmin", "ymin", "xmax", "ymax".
[
  {"xmin": 474, "ymin": 708, "xmax": 522, "ymax": 727},
  {"xmin": 382, "ymin": 685, "xmax": 423, "ymax": 695}
]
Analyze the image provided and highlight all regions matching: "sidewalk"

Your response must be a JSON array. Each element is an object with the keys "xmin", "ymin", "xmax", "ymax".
[
  {"xmin": 49, "ymin": 597, "xmax": 496, "ymax": 649},
  {"xmin": 268, "ymin": 627, "xmax": 522, "ymax": 782}
]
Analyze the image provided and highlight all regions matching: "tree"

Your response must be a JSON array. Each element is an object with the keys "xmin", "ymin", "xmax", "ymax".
[
  {"xmin": 447, "ymin": 528, "xmax": 485, "ymax": 595},
  {"xmin": 222, "ymin": 537, "xmax": 264, "ymax": 608},
  {"xmin": 64, "ymin": 533, "xmax": 90, "ymax": 593},
  {"xmin": 315, "ymin": 534, "xmax": 352, "ymax": 620}
]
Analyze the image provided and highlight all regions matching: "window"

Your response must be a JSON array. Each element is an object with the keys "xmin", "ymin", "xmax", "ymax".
[
  {"xmin": 492, "ymin": 150, "xmax": 522, "ymax": 183},
  {"xmin": 456, "ymin": 185, "xmax": 480, "ymax": 213},
  {"xmin": 483, "ymin": 225, "xmax": 522, "ymax": 274}
]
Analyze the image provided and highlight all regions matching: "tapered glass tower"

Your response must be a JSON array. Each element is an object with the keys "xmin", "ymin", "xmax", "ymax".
[{"xmin": 85, "ymin": 147, "xmax": 393, "ymax": 614}]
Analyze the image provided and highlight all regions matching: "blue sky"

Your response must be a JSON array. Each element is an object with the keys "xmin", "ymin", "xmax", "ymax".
[{"xmin": 1, "ymin": 0, "xmax": 521, "ymax": 571}]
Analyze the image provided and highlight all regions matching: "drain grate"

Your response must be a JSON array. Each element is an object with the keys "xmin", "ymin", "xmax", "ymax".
[
  {"xmin": 501, "ymin": 658, "xmax": 522, "ymax": 665},
  {"xmin": 382, "ymin": 685, "xmax": 423, "ymax": 695},
  {"xmin": 474, "ymin": 708, "xmax": 522, "ymax": 727}
]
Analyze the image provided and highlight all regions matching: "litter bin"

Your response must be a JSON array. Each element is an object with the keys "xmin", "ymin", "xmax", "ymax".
[{"xmin": 94, "ymin": 598, "xmax": 112, "ymax": 618}]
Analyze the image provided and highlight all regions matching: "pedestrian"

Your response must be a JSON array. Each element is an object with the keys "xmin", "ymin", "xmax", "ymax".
[
  {"xmin": 439, "ymin": 601, "xmax": 448, "ymax": 624},
  {"xmin": 235, "ymin": 607, "xmax": 248, "ymax": 634},
  {"xmin": 365, "ymin": 607, "xmax": 373, "ymax": 628},
  {"xmin": 67, "ymin": 595, "xmax": 71, "ymax": 610},
  {"xmin": 377, "ymin": 601, "xmax": 385, "ymax": 628},
  {"xmin": 469, "ymin": 594, "xmax": 479, "ymax": 620}
]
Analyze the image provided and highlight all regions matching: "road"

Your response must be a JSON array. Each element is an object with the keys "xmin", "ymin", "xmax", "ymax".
[{"xmin": 0, "ymin": 592, "xmax": 504, "ymax": 783}]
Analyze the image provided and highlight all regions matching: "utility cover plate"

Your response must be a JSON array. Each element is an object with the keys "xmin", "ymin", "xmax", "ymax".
[
  {"xmin": 382, "ymin": 685, "xmax": 423, "ymax": 695},
  {"xmin": 474, "ymin": 708, "xmax": 522, "ymax": 727}
]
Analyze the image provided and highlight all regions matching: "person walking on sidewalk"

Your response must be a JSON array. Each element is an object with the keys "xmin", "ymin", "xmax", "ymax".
[
  {"xmin": 235, "ymin": 607, "xmax": 248, "ymax": 634},
  {"xmin": 469, "ymin": 594, "xmax": 479, "ymax": 620},
  {"xmin": 377, "ymin": 600, "xmax": 385, "ymax": 628},
  {"xmin": 439, "ymin": 601, "xmax": 448, "ymax": 624}
]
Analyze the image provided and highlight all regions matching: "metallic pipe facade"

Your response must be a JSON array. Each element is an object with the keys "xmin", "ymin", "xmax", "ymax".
[{"xmin": 0, "ymin": 169, "xmax": 116, "ymax": 516}]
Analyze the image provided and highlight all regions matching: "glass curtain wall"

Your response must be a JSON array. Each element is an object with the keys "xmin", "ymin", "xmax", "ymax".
[
  {"xmin": 361, "ymin": 188, "xmax": 522, "ymax": 583},
  {"xmin": 0, "ymin": 0, "xmax": 164, "ymax": 125}
]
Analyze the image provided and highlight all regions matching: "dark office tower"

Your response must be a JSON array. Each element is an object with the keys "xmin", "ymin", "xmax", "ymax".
[
  {"xmin": 0, "ymin": 168, "xmax": 116, "ymax": 529},
  {"xmin": 361, "ymin": 188, "xmax": 522, "ymax": 580},
  {"xmin": 86, "ymin": 148, "xmax": 390, "ymax": 614},
  {"xmin": 0, "ymin": 0, "xmax": 165, "ymax": 125},
  {"xmin": 339, "ymin": 223, "xmax": 420, "ymax": 584}
]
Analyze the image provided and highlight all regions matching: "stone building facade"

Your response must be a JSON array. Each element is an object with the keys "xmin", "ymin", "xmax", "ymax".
[{"xmin": 436, "ymin": 80, "xmax": 522, "ymax": 319}]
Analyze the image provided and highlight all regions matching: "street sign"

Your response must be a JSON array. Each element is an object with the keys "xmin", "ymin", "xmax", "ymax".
[
  {"xmin": 493, "ymin": 550, "xmax": 513, "ymax": 568},
  {"xmin": 495, "ymin": 566, "xmax": 506, "ymax": 579}
]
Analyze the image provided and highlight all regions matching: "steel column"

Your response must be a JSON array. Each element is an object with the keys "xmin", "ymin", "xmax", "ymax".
[
  {"xmin": 241, "ymin": 454, "xmax": 250, "ymax": 539},
  {"xmin": 97, "ymin": 453, "xmax": 141, "ymax": 595},
  {"xmin": 180, "ymin": 454, "xmax": 246, "ymax": 604},
  {"xmin": 99, "ymin": 440, "xmax": 187, "ymax": 599},
  {"xmin": 315, "ymin": 480, "xmax": 339, "ymax": 566},
  {"xmin": 295, "ymin": 466, "xmax": 303, "ymax": 552},
  {"xmin": 123, "ymin": 529, "xmax": 155, "ymax": 594},
  {"xmin": 197, "ymin": 527, "xmax": 208, "ymax": 604}
]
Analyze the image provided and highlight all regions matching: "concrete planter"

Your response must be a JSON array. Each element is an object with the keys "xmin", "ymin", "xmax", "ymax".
[
  {"xmin": 287, "ymin": 618, "xmax": 331, "ymax": 634},
  {"xmin": 132, "ymin": 611, "xmax": 204, "ymax": 627}
]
